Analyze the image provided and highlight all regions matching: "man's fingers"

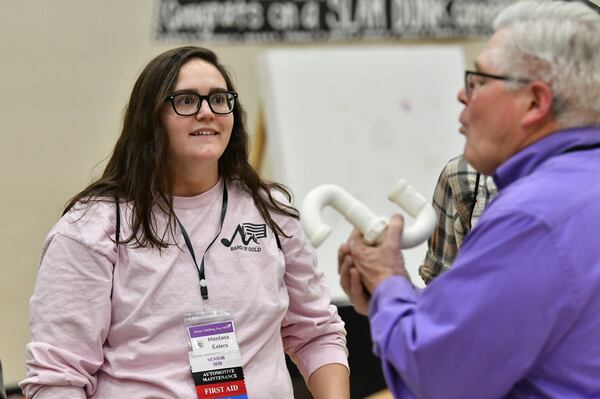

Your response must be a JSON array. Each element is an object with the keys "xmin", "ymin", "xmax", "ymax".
[
  {"xmin": 339, "ymin": 255, "xmax": 353, "ymax": 293},
  {"xmin": 383, "ymin": 214, "xmax": 405, "ymax": 248},
  {"xmin": 337, "ymin": 243, "xmax": 350, "ymax": 271},
  {"xmin": 348, "ymin": 229, "xmax": 370, "ymax": 259},
  {"xmin": 349, "ymin": 268, "xmax": 365, "ymax": 298},
  {"xmin": 349, "ymin": 267, "xmax": 370, "ymax": 315},
  {"xmin": 348, "ymin": 228, "xmax": 364, "ymax": 248}
]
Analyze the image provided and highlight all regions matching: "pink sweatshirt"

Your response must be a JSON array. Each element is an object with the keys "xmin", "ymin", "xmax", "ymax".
[{"xmin": 21, "ymin": 179, "xmax": 348, "ymax": 398}]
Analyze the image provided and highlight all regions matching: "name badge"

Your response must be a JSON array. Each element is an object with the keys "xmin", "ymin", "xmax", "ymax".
[{"xmin": 186, "ymin": 311, "xmax": 248, "ymax": 399}]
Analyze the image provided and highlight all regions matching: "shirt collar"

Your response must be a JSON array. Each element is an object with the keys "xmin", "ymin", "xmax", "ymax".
[
  {"xmin": 172, "ymin": 177, "xmax": 224, "ymax": 209},
  {"xmin": 493, "ymin": 126, "xmax": 600, "ymax": 190}
]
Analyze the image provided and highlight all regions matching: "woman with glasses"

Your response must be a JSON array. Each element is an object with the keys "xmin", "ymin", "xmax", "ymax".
[{"xmin": 20, "ymin": 46, "xmax": 349, "ymax": 399}]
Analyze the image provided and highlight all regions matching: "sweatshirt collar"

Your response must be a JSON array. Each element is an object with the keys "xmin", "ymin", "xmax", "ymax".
[{"xmin": 172, "ymin": 178, "xmax": 224, "ymax": 209}]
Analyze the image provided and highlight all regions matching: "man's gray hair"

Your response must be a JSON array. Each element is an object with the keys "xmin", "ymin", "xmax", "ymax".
[{"xmin": 492, "ymin": 0, "xmax": 600, "ymax": 127}]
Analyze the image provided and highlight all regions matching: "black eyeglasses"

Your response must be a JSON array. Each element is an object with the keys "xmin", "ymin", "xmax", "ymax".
[
  {"xmin": 464, "ymin": 70, "xmax": 532, "ymax": 99},
  {"xmin": 165, "ymin": 91, "xmax": 238, "ymax": 116}
]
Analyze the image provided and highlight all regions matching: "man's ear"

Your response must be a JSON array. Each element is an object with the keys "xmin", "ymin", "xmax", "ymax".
[{"xmin": 521, "ymin": 81, "xmax": 554, "ymax": 129}]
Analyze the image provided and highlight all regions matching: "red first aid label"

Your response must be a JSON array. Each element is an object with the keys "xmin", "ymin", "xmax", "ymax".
[{"xmin": 195, "ymin": 380, "xmax": 248, "ymax": 399}]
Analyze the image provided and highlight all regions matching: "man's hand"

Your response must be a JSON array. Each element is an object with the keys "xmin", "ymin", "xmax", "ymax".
[
  {"xmin": 348, "ymin": 214, "xmax": 410, "ymax": 293},
  {"xmin": 338, "ymin": 243, "xmax": 370, "ymax": 316}
]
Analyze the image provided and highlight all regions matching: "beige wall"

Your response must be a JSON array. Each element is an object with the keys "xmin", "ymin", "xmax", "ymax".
[{"xmin": 0, "ymin": 0, "xmax": 488, "ymax": 387}]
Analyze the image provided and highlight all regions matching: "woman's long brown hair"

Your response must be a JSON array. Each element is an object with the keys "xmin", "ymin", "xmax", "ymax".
[{"xmin": 64, "ymin": 46, "xmax": 298, "ymax": 249}]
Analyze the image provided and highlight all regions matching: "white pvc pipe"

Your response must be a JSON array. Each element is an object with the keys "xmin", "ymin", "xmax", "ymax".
[
  {"xmin": 301, "ymin": 185, "xmax": 388, "ymax": 247},
  {"xmin": 301, "ymin": 179, "xmax": 437, "ymax": 249},
  {"xmin": 387, "ymin": 179, "xmax": 437, "ymax": 248}
]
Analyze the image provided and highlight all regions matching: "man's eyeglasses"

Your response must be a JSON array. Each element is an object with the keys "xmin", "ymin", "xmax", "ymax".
[
  {"xmin": 464, "ymin": 70, "xmax": 532, "ymax": 99},
  {"xmin": 165, "ymin": 91, "xmax": 238, "ymax": 116}
]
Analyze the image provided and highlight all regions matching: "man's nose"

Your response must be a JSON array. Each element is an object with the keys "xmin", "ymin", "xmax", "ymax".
[{"xmin": 457, "ymin": 87, "xmax": 468, "ymax": 105}]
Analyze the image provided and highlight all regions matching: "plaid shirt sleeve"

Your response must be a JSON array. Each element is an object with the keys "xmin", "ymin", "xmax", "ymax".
[{"xmin": 418, "ymin": 156, "xmax": 497, "ymax": 285}]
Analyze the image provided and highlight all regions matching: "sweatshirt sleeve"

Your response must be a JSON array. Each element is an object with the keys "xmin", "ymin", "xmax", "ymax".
[
  {"xmin": 20, "ymin": 202, "xmax": 117, "ymax": 399},
  {"xmin": 276, "ymin": 211, "xmax": 349, "ymax": 382}
]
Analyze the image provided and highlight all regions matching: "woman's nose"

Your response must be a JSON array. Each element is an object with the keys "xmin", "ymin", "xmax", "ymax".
[{"xmin": 195, "ymin": 99, "xmax": 215, "ymax": 119}]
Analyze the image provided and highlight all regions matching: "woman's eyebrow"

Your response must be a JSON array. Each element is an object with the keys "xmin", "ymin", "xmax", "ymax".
[{"xmin": 170, "ymin": 87, "xmax": 228, "ymax": 95}]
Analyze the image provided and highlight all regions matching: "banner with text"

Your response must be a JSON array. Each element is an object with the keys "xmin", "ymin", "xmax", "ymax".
[{"xmin": 154, "ymin": 0, "xmax": 517, "ymax": 43}]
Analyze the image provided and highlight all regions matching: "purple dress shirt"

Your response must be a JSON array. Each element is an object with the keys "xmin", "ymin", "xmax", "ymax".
[{"xmin": 369, "ymin": 127, "xmax": 600, "ymax": 398}]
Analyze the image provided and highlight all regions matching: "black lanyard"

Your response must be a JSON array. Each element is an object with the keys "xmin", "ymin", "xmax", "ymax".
[
  {"xmin": 176, "ymin": 182, "xmax": 228, "ymax": 300},
  {"xmin": 561, "ymin": 143, "xmax": 600, "ymax": 154}
]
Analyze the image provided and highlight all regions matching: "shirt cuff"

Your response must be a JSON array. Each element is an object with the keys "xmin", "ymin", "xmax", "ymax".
[
  {"xmin": 369, "ymin": 276, "xmax": 418, "ymax": 358},
  {"xmin": 294, "ymin": 344, "xmax": 349, "ymax": 383},
  {"xmin": 369, "ymin": 276, "xmax": 415, "ymax": 315},
  {"xmin": 30, "ymin": 385, "xmax": 86, "ymax": 399}
]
